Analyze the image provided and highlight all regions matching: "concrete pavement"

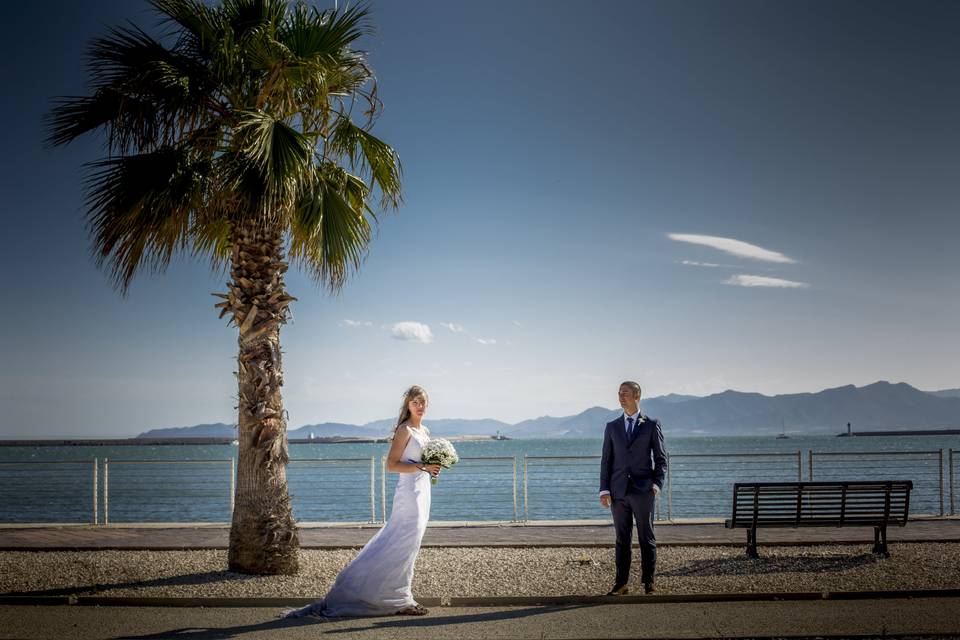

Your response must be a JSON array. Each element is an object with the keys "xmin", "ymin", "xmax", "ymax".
[
  {"xmin": 3, "ymin": 518, "xmax": 959, "ymax": 550},
  {"xmin": 3, "ymin": 596, "xmax": 960, "ymax": 639}
]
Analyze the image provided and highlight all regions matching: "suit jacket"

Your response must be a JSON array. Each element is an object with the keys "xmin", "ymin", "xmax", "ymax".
[{"xmin": 599, "ymin": 414, "xmax": 668, "ymax": 499}]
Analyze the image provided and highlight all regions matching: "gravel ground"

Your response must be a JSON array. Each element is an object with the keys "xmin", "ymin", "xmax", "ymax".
[{"xmin": 1, "ymin": 544, "xmax": 958, "ymax": 599}]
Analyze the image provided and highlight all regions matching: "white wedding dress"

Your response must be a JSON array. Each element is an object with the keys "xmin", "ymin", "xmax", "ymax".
[{"xmin": 282, "ymin": 426, "xmax": 431, "ymax": 618}]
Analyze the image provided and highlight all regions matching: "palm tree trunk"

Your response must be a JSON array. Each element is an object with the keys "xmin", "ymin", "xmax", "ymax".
[{"xmin": 218, "ymin": 218, "xmax": 299, "ymax": 575}]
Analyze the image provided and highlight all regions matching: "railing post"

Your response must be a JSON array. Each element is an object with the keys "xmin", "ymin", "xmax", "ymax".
[
  {"xmin": 229, "ymin": 457, "xmax": 235, "ymax": 515},
  {"xmin": 523, "ymin": 455, "xmax": 529, "ymax": 522},
  {"xmin": 370, "ymin": 456, "xmax": 376, "ymax": 523},
  {"xmin": 103, "ymin": 458, "xmax": 109, "ymax": 525},
  {"xmin": 512, "ymin": 456, "xmax": 518, "ymax": 522},
  {"xmin": 950, "ymin": 449, "xmax": 956, "ymax": 516},
  {"xmin": 797, "ymin": 450, "xmax": 802, "ymax": 482},
  {"xmin": 92, "ymin": 458, "xmax": 98, "ymax": 525},
  {"xmin": 666, "ymin": 453, "xmax": 672, "ymax": 521},
  {"xmin": 808, "ymin": 450, "xmax": 814, "ymax": 481},
  {"xmin": 380, "ymin": 455, "xmax": 387, "ymax": 523},
  {"xmin": 939, "ymin": 449, "xmax": 945, "ymax": 516}
]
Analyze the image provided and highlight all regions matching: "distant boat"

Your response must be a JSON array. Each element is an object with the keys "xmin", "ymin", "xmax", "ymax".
[
  {"xmin": 776, "ymin": 418, "xmax": 789, "ymax": 438},
  {"xmin": 230, "ymin": 439, "xmax": 239, "ymax": 445}
]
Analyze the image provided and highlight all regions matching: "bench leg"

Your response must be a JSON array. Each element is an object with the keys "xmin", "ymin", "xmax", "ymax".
[
  {"xmin": 746, "ymin": 527, "xmax": 759, "ymax": 558},
  {"xmin": 873, "ymin": 526, "xmax": 890, "ymax": 557}
]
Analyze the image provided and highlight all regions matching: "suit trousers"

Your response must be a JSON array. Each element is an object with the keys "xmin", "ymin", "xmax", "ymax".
[{"xmin": 611, "ymin": 488, "xmax": 656, "ymax": 585}]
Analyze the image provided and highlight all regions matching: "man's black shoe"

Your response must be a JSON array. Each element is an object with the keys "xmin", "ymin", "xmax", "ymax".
[
  {"xmin": 643, "ymin": 582, "xmax": 655, "ymax": 594},
  {"xmin": 606, "ymin": 584, "xmax": 629, "ymax": 596}
]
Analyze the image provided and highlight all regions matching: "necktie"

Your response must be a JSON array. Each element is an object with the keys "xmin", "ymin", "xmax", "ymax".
[{"xmin": 626, "ymin": 417, "xmax": 634, "ymax": 440}]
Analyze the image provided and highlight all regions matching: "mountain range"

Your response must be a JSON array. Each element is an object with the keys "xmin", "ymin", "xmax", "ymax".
[{"xmin": 138, "ymin": 381, "xmax": 960, "ymax": 439}]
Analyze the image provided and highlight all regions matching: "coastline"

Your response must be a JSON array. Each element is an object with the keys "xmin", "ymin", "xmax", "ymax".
[{"xmin": 0, "ymin": 434, "xmax": 510, "ymax": 447}]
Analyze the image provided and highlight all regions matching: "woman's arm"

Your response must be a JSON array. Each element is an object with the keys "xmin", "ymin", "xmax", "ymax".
[{"xmin": 386, "ymin": 425, "xmax": 426, "ymax": 473}]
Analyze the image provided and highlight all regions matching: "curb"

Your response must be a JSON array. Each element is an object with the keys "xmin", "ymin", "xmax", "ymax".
[
  {"xmin": 3, "ymin": 538, "xmax": 960, "ymax": 551},
  {"xmin": 2, "ymin": 589, "xmax": 958, "ymax": 608}
]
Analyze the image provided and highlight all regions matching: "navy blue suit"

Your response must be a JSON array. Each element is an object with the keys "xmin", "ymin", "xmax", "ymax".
[{"xmin": 600, "ymin": 414, "xmax": 668, "ymax": 585}]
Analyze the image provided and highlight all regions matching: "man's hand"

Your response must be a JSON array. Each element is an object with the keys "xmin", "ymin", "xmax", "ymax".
[
  {"xmin": 650, "ymin": 485, "xmax": 660, "ymax": 498},
  {"xmin": 600, "ymin": 494, "xmax": 612, "ymax": 508}
]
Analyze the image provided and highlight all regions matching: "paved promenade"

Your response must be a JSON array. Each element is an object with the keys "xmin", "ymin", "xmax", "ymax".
[
  {"xmin": 2, "ymin": 517, "xmax": 959, "ymax": 549},
  {"xmin": 4, "ymin": 520, "xmax": 960, "ymax": 638},
  {"xmin": 4, "ymin": 596, "xmax": 960, "ymax": 639}
]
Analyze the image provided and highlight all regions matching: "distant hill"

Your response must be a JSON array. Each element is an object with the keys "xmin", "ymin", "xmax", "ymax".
[
  {"xmin": 929, "ymin": 388, "xmax": 960, "ymax": 399},
  {"xmin": 288, "ymin": 423, "xmax": 383, "ymax": 439},
  {"xmin": 638, "ymin": 381, "xmax": 960, "ymax": 436},
  {"xmin": 138, "ymin": 381, "xmax": 960, "ymax": 439},
  {"xmin": 138, "ymin": 423, "xmax": 235, "ymax": 438}
]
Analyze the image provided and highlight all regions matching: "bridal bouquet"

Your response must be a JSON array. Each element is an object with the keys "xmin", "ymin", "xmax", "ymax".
[{"xmin": 421, "ymin": 438, "xmax": 459, "ymax": 485}]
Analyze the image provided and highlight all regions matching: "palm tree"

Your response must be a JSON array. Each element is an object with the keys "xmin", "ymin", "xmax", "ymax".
[{"xmin": 46, "ymin": 0, "xmax": 401, "ymax": 575}]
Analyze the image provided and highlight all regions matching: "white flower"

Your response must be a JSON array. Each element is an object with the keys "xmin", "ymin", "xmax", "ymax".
[{"xmin": 421, "ymin": 438, "xmax": 459, "ymax": 468}]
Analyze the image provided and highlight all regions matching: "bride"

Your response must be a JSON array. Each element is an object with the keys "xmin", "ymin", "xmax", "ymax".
[{"xmin": 281, "ymin": 385, "xmax": 440, "ymax": 618}]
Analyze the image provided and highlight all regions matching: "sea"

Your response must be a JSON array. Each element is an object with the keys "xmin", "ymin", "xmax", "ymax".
[{"xmin": 2, "ymin": 434, "xmax": 958, "ymax": 524}]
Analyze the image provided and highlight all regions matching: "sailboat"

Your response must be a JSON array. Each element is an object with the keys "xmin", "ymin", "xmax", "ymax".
[{"xmin": 776, "ymin": 418, "xmax": 790, "ymax": 439}]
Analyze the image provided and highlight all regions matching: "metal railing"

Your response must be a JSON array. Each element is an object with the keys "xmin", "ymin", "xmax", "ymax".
[
  {"xmin": 809, "ymin": 450, "xmax": 945, "ymax": 516},
  {"xmin": 0, "ymin": 459, "xmax": 98, "ymax": 524},
  {"xmin": 1, "ymin": 449, "xmax": 955, "ymax": 524},
  {"xmin": 523, "ymin": 455, "xmax": 624, "ymax": 521},
  {"xmin": 103, "ymin": 458, "xmax": 234, "ymax": 524},
  {"xmin": 522, "ymin": 453, "xmax": 801, "ymax": 522},
  {"xmin": 288, "ymin": 457, "xmax": 377, "ymax": 523},
  {"xmin": 380, "ymin": 456, "xmax": 518, "ymax": 522},
  {"xmin": 950, "ymin": 449, "xmax": 957, "ymax": 516},
  {"xmin": 664, "ymin": 452, "xmax": 802, "ymax": 520}
]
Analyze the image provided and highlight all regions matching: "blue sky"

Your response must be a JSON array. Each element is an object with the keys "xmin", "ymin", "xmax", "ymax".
[{"xmin": 2, "ymin": 0, "xmax": 959, "ymax": 437}]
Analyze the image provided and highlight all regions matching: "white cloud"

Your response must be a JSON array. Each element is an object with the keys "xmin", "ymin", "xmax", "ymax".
[
  {"xmin": 440, "ymin": 322, "xmax": 465, "ymax": 333},
  {"xmin": 668, "ymin": 233, "xmax": 796, "ymax": 264},
  {"xmin": 512, "ymin": 320, "xmax": 523, "ymax": 328},
  {"xmin": 340, "ymin": 319, "xmax": 372, "ymax": 327},
  {"xmin": 725, "ymin": 275, "xmax": 810, "ymax": 289},
  {"xmin": 390, "ymin": 322, "xmax": 434, "ymax": 343},
  {"xmin": 679, "ymin": 260, "xmax": 724, "ymax": 268},
  {"xmin": 476, "ymin": 338, "xmax": 497, "ymax": 345}
]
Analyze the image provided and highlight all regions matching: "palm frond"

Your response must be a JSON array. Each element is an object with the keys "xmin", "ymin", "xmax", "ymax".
[
  {"xmin": 280, "ymin": 3, "xmax": 372, "ymax": 62},
  {"xmin": 84, "ymin": 148, "xmax": 211, "ymax": 293},
  {"xmin": 289, "ymin": 164, "xmax": 373, "ymax": 292},
  {"xmin": 236, "ymin": 109, "xmax": 312, "ymax": 190},
  {"xmin": 46, "ymin": 88, "xmax": 158, "ymax": 149},
  {"xmin": 221, "ymin": 0, "xmax": 286, "ymax": 39},
  {"xmin": 49, "ymin": 0, "xmax": 401, "ymax": 295},
  {"xmin": 329, "ymin": 117, "xmax": 401, "ymax": 209}
]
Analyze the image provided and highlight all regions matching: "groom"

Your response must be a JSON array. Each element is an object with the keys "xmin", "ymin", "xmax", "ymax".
[{"xmin": 599, "ymin": 381, "xmax": 668, "ymax": 595}]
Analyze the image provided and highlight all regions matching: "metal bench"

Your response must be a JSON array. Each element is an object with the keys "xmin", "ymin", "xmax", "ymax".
[{"xmin": 724, "ymin": 480, "xmax": 912, "ymax": 557}]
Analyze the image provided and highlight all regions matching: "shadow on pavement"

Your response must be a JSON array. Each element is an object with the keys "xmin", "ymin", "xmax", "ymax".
[
  {"xmin": 4, "ymin": 570, "xmax": 258, "ymax": 597},
  {"xmin": 111, "ymin": 605, "xmax": 592, "ymax": 639}
]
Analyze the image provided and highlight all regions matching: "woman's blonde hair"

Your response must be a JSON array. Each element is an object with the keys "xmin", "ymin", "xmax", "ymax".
[{"xmin": 393, "ymin": 385, "xmax": 430, "ymax": 436}]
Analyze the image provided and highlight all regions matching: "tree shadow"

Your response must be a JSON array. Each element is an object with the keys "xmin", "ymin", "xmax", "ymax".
[
  {"xmin": 320, "ymin": 605, "xmax": 594, "ymax": 635},
  {"xmin": 112, "ymin": 605, "xmax": 593, "ymax": 639},
  {"xmin": 3, "ymin": 570, "xmax": 259, "ymax": 597},
  {"xmin": 660, "ymin": 552, "xmax": 879, "ymax": 578},
  {"xmin": 113, "ymin": 616, "xmax": 317, "ymax": 640}
]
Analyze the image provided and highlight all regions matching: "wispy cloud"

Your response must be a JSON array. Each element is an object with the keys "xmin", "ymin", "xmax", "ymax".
[
  {"xmin": 340, "ymin": 319, "xmax": 372, "ymax": 327},
  {"xmin": 725, "ymin": 275, "xmax": 810, "ymax": 289},
  {"xmin": 390, "ymin": 322, "xmax": 434, "ymax": 343},
  {"xmin": 440, "ymin": 322, "xmax": 465, "ymax": 333},
  {"xmin": 476, "ymin": 338, "xmax": 497, "ymax": 345},
  {"xmin": 669, "ymin": 233, "xmax": 796, "ymax": 264},
  {"xmin": 679, "ymin": 260, "xmax": 724, "ymax": 268},
  {"xmin": 512, "ymin": 320, "xmax": 524, "ymax": 328}
]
